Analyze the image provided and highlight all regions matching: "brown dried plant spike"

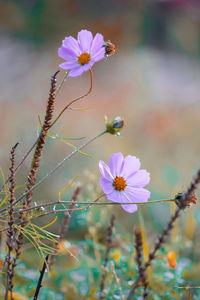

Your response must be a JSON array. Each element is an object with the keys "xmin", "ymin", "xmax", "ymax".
[
  {"xmin": 99, "ymin": 215, "xmax": 115, "ymax": 300},
  {"xmin": 49, "ymin": 186, "xmax": 81, "ymax": 267},
  {"xmin": 11, "ymin": 71, "xmax": 59, "ymax": 276},
  {"xmin": 127, "ymin": 169, "xmax": 200, "ymax": 299},
  {"xmin": 134, "ymin": 227, "xmax": 148, "ymax": 299},
  {"xmin": 5, "ymin": 143, "xmax": 19, "ymax": 300}
]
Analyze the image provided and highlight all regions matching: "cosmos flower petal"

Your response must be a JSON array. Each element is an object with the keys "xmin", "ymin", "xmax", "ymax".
[
  {"xmin": 62, "ymin": 36, "xmax": 81, "ymax": 56},
  {"xmin": 127, "ymin": 170, "xmax": 151, "ymax": 188},
  {"xmin": 99, "ymin": 153, "xmax": 151, "ymax": 213},
  {"xmin": 58, "ymin": 47, "xmax": 77, "ymax": 61},
  {"xmin": 68, "ymin": 66, "xmax": 84, "ymax": 77},
  {"xmin": 78, "ymin": 29, "xmax": 93, "ymax": 52},
  {"xmin": 99, "ymin": 160, "xmax": 113, "ymax": 180},
  {"xmin": 125, "ymin": 187, "xmax": 151, "ymax": 203},
  {"xmin": 93, "ymin": 47, "xmax": 106, "ymax": 62},
  {"xmin": 82, "ymin": 60, "xmax": 95, "ymax": 72},
  {"xmin": 109, "ymin": 152, "xmax": 124, "ymax": 176},
  {"xmin": 100, "ymin": 178, "xmax": 114, "ymax": 194},
  {"xmin": 59, "ymin": 61, "xmax": 79, "ymax": 70},
  {"xmin": 121, "ymin": 203, "xmax": 138, "ymax": 213},
  {"xmin": 91, "ymin": 33, "xmax": 104, "ymax": 55},
  {"xmin": 107, "ymin": 190, "xmax": 125, "ymax": 203},
  {"xmin": 122, "ymin": 155, "xmax": 141, "ymax": 178},
  {"xmin": 58, "ymin": 30, "xmax": 105, "ymax": 77}
]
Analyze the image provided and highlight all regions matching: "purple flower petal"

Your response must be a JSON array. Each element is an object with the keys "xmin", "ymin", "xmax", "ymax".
[
  {"xmin": 93, "ymin": 47, "xmax": 106, "ymax": 62},
  {"xmin": 100, "ymin": 177, "xmax": 114, "ymax": 194},
  {"xmin": 82, "ymin": 60, "xmax": 95, "ymax": 72},
  {"xmin": 62, "ymin": 36, "xmax": 81, "ymax": 56},
  {"xmin": 91, "ymin": 33, "xmax": 104, "ymax": 55},
  {"xmin": 106, "ymin": 189, "xmax": 125, "ymax": 203},
  {"xmin": 125, "ymin": 187, "xmax": 151, "ymax": 203},
  {"xmin": 127, "ymin": 170, "xmax": 150, "ymax": 188},
  {"xmin": 68, "ymin": 66, "xmax": 84, "ymax": 77},
  {"xmin": 58, "ymin": 30, "xmax": 105, "ymax": 77},
  {"xmin": 58, "ymin": 47, "xmax": 77, "ymax": 61},
  {"xmin": 78, "ymin": 30, "xmax": 93, "ymax": 52},
  {"xmin": 121, "ymin": 203, "xmax": 138, "ymax": 213},
  {"xmin": 122, "ymin": 155, "xmax": 141, "ymax": 178},
  {"xmin": 59, "ymin": 61, "xmax": 78, "ymax": 70},
  {"xmin": 99, "ymin": 160, "xmax": 113, "ymax": 180},
  {"xmin": 109, "ymin": 152, "xmax": 124, "ymax": 177}
]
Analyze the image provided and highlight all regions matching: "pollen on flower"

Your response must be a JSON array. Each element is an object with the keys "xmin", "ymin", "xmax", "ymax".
[
  {"xmin": 113, "ymin": 176, "xmax": 126, "ymax": 191},
  {"xmin": 78, "ymin": 52, "xmax": 91, "ymax": 65}
]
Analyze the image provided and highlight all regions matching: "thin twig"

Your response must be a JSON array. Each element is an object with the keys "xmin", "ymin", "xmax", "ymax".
[
  {"xmin": 0, "ymin": 194, "xmax": 105, "ymax": 233},
  {"xmin": 33, "ymin": 255, "xmax": 49, "ymax": 300},
  {"xmin": 4, "ymin": 130, "xmax": 107, "ymax": 211},
  {"xmin": 49, "ymin": 68, "xmax": 93, "ymax": 130},
  {"xmin": 99, "ymin": 215, "xmax": 115, "ymax": 299},
  {"xmin": 1, "ymin": 198, "xmax": 175, "ymax": 218},
  {"xmin": 110, "ymin": 261, "xmax": 125, "ymax": 300},
  {"xmin": 49, "ymin": 186, "xmax": 81, "ymax": 267}
]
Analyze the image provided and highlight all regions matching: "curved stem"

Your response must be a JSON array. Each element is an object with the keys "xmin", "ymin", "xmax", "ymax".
[
  {"xmin": 49, "ymin": 68, "xmax": 93, "ymax": 130},
  {"xmin": 56, "ymin": 71, "xmax": 69, "ymax": 94}
]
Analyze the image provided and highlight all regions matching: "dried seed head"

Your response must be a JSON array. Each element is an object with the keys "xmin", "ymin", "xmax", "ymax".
[
  {"xmin": 103, "ymin": 40, "xmax": 115, "ymax": 56},
  {"xmin": 175, "ymin": 191, "xmax": 197, "ymax": 208},
  {"xmin": 105, "ymin": 116, "xmax": 125, "ymax": 136}
]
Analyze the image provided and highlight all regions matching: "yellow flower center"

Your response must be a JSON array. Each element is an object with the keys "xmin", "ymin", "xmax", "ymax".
[
  {"xmin": 78, "ymin": 52, "xmax": 91, "ymax": 65},
  {"xmin": 113, "ymin": 176, "xmax": 126, "ymax": 191}
]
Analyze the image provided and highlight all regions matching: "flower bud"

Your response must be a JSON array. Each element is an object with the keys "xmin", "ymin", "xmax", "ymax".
[
  {"xmin": 174, "ymin": 192, "xmax": 197, "ymax": 208},
  {"xmin": 105, "ymin": 116, "xmax": 125, "ymax": 136},
  {"xmin": 103, "ymin": 40, "xmax": 115, "ymax": 56}
]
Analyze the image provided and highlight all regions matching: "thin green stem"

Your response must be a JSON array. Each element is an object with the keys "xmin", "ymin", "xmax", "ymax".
[
  {"xmin": 0, "ymin": 130, "xmax": 107, "ymax": 213},
  {"xmin": 56, "ymin": 71, "xmax": 69, "ymax": 94}
]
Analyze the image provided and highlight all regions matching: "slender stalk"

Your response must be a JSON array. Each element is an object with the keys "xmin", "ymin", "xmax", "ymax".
[
  {"xmin": 10, "ymin": 71, "xmax": 59, "ymax": 278},
  {"xmin": 0, "ymin": 194, "xmax": 105, "ymax": 233},
  {"xmin": 56, "ymin": 71, "xmax": 69, "ymax": 94},
  {"xmin": 48, "ymin": 68, "xmax": 93, "ymax": 130},
  {"xmin": 134, "ymin": 227, "xmax": 148, "ymax": 298},
  {"xmin": 49, "ymin": 186, "xmax": 81, "ymax": 267},
  {"xmin": 0, "ymin": 67, "xmax": 91, "ymax": 196},
  {"xmin": 0, "ymin": 70, "xmax": 60, "ymax": 196},
  {"xmin": 33, "ymin": 255, "xmax": 49, "ymax": 300},
  {"xmin": 7, "ymin": 130, "xmax": 107, "ymax": 211},
  {"xmin": 3, "ymin": 198, "xmax": 175, "ymax": 217},
  {"xmin": 5, "ymin": 143, "xmax": 18, "ymax": 300},
  {"xmin": 99, "ymin": 215, "xmax": 115, "ymax": 299}
]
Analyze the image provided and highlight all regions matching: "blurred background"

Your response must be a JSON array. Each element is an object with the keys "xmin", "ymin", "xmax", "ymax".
[{"xmin": 0, "ymin": 0, "xmax": 200, "ymax": 241}]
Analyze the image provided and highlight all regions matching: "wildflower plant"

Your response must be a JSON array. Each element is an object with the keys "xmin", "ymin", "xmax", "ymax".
[{"xmin": 0, "ymin": 28, "xmax": 199, "ymax": 299}]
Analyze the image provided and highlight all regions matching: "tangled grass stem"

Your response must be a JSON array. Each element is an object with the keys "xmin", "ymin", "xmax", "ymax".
[
  {"xmin": 127, "ymin": 168, "xmax": 200, "ymax": 299},
  {"xmin": 6, "ymin": 130, "xmax": 107, "ymax": 212}
]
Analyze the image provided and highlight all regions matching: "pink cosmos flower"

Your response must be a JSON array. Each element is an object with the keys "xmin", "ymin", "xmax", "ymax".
[
  {"xmin": 58, "ymin": 29, "xmax": 105, "ymax": 77},
  {"xmin": 99, "ymin": 152, "xmax": 151, "ymax": 213}
]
